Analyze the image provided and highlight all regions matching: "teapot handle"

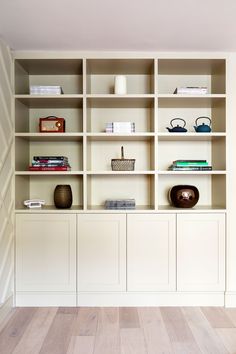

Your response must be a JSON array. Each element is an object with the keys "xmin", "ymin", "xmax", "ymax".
[
  {"xmin": 195, "ymin": 116, "xmax": 211, "ymax": 126},
  {"xmin": 170, "ymin": 118, "xmax": 186, "ymax": 128}
]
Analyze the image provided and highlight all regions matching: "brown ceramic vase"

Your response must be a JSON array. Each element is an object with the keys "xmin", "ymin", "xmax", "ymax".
[
  {"xmin": 169, "ymin": 185, "xmax": 199, "ymax": 208},
  {"xmin": 54, "ymin": 185, "xmax": 73, "ymax": 209}
]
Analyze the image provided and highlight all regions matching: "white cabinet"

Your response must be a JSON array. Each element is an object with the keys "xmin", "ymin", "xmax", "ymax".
[
  {"xmin": 177, "ymin": 213, "xmax": 225, "ymax": 291},
  {"xmin": 127, "ymin": 214, "xmax": 176, "ymax": 291},
  {"xmin": 16, "ymin": 214, "xmax": 76, "ymax": 292},
  {"xmin": 77, "ymin": 214, "xmax": 126, "ymax": 292}
]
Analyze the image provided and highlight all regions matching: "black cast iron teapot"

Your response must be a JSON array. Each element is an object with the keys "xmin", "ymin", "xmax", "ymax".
[{"xmin": 166, "ymin": 118, "xmax": 187, "ymax": 133}]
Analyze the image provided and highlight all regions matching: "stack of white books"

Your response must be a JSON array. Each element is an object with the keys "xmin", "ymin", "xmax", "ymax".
[
  {"xmin": 106, "ymin": 122, "xmax": 135, "ymax": 133},
  {"xmin": 30, "ymin": 85, "xmax": 63, "ymax": 95},
  {"xmin": 174, "ymin": 87, "xmax": 208, "ymax": 94}
]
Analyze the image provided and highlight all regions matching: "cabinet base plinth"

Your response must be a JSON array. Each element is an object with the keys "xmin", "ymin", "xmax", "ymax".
[
  {"xmin": 15, "ymin": 292, "xmax": 76, "ymax": 307},
  {"xmin": 225, "ymin": 292, "xmax": 236, "ymax": 307},
  {"xmin": 77, "ymin": 292, "xmax": 225, "ymax": 307},
  {"xmin": 14, "ymin": 292, "xmax": 226, "ymax": 307}
]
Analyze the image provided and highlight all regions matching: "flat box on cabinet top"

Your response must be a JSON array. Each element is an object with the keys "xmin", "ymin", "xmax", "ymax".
[{"xmin": 39, "ymin": 116, "xmax": 65, "ymax": 132}]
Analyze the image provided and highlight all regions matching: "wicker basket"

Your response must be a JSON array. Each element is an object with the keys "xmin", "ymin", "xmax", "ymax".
[{"xmin": 111, "ymin": 146, "xmax": 135, "ymax": 171}]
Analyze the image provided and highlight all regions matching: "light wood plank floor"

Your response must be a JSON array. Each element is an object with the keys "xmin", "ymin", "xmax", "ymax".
[{"xmin": 0, "ymin": 307, "xmax": 236, "ymax": 354}]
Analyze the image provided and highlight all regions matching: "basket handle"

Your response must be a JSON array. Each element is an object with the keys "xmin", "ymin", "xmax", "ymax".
[{"xmin": 121, "ymin": 146, "xmax": 124, "ymax": 159}]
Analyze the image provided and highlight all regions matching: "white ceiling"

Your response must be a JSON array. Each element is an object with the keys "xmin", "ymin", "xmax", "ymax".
[{"xmin": 0, "ymin": 0, "xmax": 236, "ymax": 52}]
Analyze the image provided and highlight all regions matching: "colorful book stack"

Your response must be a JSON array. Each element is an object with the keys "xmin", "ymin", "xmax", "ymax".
[
  {"xmin": 168, "ymin": 160, "xmax": 212, "ymax": 171},
  {"xmin": 105, "ymin": 122, "xmax": 135, "ymax": 133},
  {"xmin": 29, "ymin": 156, "xmax": 71, "ymax": 171}
]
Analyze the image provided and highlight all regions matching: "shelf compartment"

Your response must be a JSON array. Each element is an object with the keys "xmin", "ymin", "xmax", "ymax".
[
  {"xmin": 87, "ymin": 174, "xmax": 155, "ymax": 210},
  {"xmin": 15, "ymin": 174, "xmax": 83, "ymax": 210},
  {"xmin": 15, "ymin": 59, "xmax": 83, "ymax": 94},
  {"xmin": 158, "ymin": 174, "xmax": 226, "ymax": 210},
  {"xmin": 87, "ymin": 133, "xmax": 154, "ymax": 141},
  {"xmin": 87, "ymin": 138, "xmax": 155, "ymax": 171},
  {"xmin": 158, "ymin": 133, "xmax": 226, "ymax": 141},
  {"xmin": 158, "ymin": 205, "xmax": 226, "ymax": 213},
  {"xmin": 15, "ymin": 133, "xmax": 83, "ymax": 142},
  {"xmin": 15, "ymin": 137, "xmax": 83, "ymax": 171},
  {"xmin": 86, "ymin": 59, "xmax": 154, "ymax": 94},
  {"xmin": 158, "ymin": 59, "xmax": 225, "ymax": 94},
  {"xmin": 158, "ymin": 96, "xmax": 225, "ymax": 133},
  {"xmin": 158, "ymin": 138, "xmax": 226, "ymax": 171},
  {"xmin": 87, "ymin": 171, "xmax": 155, "ymax": 175},
  {"xmin": 158, "ymin": 171, "xmax": 226, "ymax": 175},
  {"xmin": 15, "ymin": 96, "xmax": 83, "ymax": 133},
  {"xmin": 86, "ymin": 96, "xmax": 154, "ymax": 133}
]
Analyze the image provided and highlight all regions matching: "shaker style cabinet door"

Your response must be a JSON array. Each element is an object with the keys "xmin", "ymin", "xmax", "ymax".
[
  {"xmin": 177, "ymin": 213, "xmax": 225, "ymax": 291},
  {"xmin": 16, "ymin": 214, "xmax": 76, "ymax": 292},
  {"xmin": 127, "ymin": 214, "xmax": 176, "ymax": 291},
  {"xmin": 77, "ymin": 214, "xmax": 126, "ymax": 292}
]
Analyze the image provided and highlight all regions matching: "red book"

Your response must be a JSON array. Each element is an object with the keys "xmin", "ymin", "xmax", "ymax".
[{"xmin": 29, "ymin": 166, "xmax": 71, "ymax": 171}]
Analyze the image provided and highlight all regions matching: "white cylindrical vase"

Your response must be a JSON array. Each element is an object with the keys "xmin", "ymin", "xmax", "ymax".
[{"xmin": 114, "ymin": 75, "xmax": 127, "ymax": 94}]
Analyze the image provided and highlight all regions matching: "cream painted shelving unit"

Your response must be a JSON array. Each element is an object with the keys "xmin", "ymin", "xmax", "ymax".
[
  {"xmin": 13, "ymin": 55, "xmax": 228, "ymax": 307},
  {"xmin": 14, "ymin": 57, "xmax": 226, "ymax": 212}
]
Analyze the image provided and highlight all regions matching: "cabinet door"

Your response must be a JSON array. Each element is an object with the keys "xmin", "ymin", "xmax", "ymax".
[
  {"xmin": 177, "ymin": 214, "xmax": 225, "ymax": 291},
  {"xmin": 127, "ymin": 214, "xmax": 176, "ymax": 291},
  {"xmin": 16, "ymin": 214, "xmax": 76, "ymax": 292},
  {"xmin": 78, "ymin": 214, "xmax": 126, "ymax": 292}
]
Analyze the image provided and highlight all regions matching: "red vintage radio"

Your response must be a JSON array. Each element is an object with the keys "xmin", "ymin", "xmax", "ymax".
[{"xmin": 39, "ymin": 116, "xmax": 65, "ymax": 132}]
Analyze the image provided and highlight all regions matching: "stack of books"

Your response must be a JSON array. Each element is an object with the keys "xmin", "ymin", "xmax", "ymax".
[
  {"xmin": 30, "ymin": 85, "xmax": 63, "ymax": 95},
  {"xmin": 29, "ymin": 156, "xmax": 71, "ymax": 171},
  {"xmin": 168, "ymin": 160, "xmax": 212, "ymax": 171},
  {"xmin": 105, "ymin": 122, "xmax": 135, "ymax": 133},
  {"xmin": 105, "ymin": 199, "xmax": 136, "ymax": 209},
  {"xmin": 173, "ymin": 87, "xmax": 208, "ymax": 94}
]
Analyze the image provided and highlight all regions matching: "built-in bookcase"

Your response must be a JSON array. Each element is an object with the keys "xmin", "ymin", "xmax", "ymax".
[{"xmin": 14, "ymin": 57, "xmax": 226, "ymax": 211}]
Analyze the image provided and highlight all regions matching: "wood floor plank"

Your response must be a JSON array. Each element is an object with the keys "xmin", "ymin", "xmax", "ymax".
[
  {"xmin": 39, "ymin": 309, "xmax": 77, "ymax": 354},
  {"xmin": 0, "ymin": 307, "xmax": 37, "ymax": 354},
  {"xmin": 182, "ymin": 307, "xmax": 229, "ymax": 354},
  {"xmin": 73, "ymin": 307, "xmax": 98, "ymax": 336},
  {"xmin": 57, "ymin": 307, "xmax": 79, "ymax": 315},
  {"xmin": 66, "ymin": 336, "xmax": 95, "ymax": 354},
  {"xmin": 201, "ymin": 307, "xmax": 235, "ymax": 328},
  {"xmin": 93, "ymin": 308, "xmax": 120, "ymax": 354},
  {"xmin": 1, "ymin": 306, "xmax": 236, "ymax": 354},
  {"xmin": 97, "ymin": 307, "xmax": 119, "ymax": 330},
  {"xmin": 120, "ymin": 328, "xmax": 147, "ymax": 354},
  {"xmin": 0, "ymin": 308, "xmax": 16, "ymax": 334},
  {"xmin": 160, "ymin": 307, "xmax": 202, "ymax": 354},
  {"xmin": 12, "ymin": 307, "xmax": 58, "ymax": 354},
  {"xmin": 138, "ymin": 307, "xmax": 173, "ymax": 354},
  {"xmin": 216, "ymin": 328, "xmax": 236, "ymax": 354},
  {"xmin": 222, "ymin": 308, "xmax": 236, "ymax": 327},
  {"xmin": 119, "ymin": 307, "xmax": 140, "ymax": 328}
]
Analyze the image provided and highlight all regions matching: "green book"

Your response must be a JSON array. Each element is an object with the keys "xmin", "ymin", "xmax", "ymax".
[{"xmin": 173, "ymin": 160, "xmax": 208, "ymax": 166}]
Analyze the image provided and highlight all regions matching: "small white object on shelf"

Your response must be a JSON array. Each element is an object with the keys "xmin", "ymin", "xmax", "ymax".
[
  {"xmin": 24, "ymin": 199, "xmax": 45, "ymax": 208},
  {"xmin": 114, "ymin": 75, "xmax": 127, "ymax": 94}
]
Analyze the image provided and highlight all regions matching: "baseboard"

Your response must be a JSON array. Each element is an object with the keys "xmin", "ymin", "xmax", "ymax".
[
  {"xmin": 15, "ymin": 292, "xmax": 76, "ymax": 306},
  {"xmin": 77, "ymin": 292, "xmax": 225, "ymax": 307},
  {"xmin": 225, "ymin": 292, "xmax": 236, "ymax": 307},
  {"xmin": 0, "ymin": 295, "xmax": 13, "ymax": 328},
  {"xmin": 15, "ymin": 291, "xmax": 226, "ymax": 307}
]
